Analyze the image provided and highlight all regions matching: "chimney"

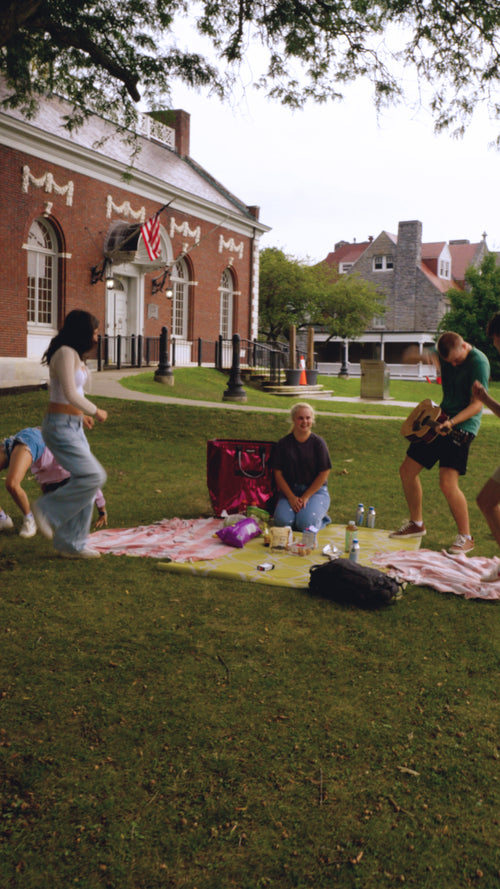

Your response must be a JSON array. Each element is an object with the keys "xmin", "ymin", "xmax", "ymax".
[
  {"xmin": 146, "ymin": 109, "xmax": 190, "ymax": 156},
  {"xmin": 173, "ymin": 110, "xmax": 190, "ymax": 157},
  {"xmin": 393, "ymin": 220, "xmax": 422, "ymax": 328}
]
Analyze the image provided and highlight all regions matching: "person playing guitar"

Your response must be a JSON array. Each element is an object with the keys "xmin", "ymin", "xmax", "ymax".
[{"xmin": 390, "ymin": 332, "xmax": 490, "ymax": 554}]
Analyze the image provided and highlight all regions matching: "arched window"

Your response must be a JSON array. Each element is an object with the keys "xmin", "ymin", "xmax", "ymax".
[
  {"xmin": 27, "ymin": 219, "xmax": 58, "ymax": 327},
  {"xmin": 171, "ymin": 258, "xmax": 189, "ymax": 338},
  {"xmin": 219, "ymin": 268, "xmax": 234, "ymax": 338}
]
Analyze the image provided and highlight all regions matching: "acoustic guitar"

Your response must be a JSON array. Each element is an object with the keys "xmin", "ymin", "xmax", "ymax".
[{"xmin": 400, "ymin": 399, "xmax": 449, "ymax": 444}]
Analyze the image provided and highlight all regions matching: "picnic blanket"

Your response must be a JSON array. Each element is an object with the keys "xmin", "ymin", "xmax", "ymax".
[
  {"xmin": 372, "ymin": 549, "xmax": 500, "ymax": 601},
  {"xmin": 88, "ymin": 519, "xmax": 421, "ymax": 588},
  {"xmin": 156, "ymin": 525, "xmax": 422, "ymax": 589},
  {"xmin": 89, "ymin": 517, "xmax": 235, "ymax": 561}
]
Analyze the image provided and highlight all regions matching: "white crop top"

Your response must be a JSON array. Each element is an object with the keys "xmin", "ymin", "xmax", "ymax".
[{"xmin": 49, "ymin": 345, "xmax": 97, "ymax": 415}]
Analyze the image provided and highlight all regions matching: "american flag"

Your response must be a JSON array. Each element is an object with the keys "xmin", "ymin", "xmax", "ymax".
[{"xmin": 141, "ymin": 212, "xmax": 161, "ymax": 261}]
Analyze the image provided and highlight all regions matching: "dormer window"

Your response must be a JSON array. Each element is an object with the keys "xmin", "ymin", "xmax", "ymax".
[
  {"xmin": 439, "ymin": 260, "xmax": 450, "ymax": 279},
  {"xmin": 339, "ymin": 262, "xmax": 353, "ymax": 273},
  {"xmin": 373, "ymin": 254, "xmax": 393, "ymax": 271}
]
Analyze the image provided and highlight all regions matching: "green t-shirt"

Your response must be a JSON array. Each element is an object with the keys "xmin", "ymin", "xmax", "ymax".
[{"xmin": 440, "ymin": 346, "xmax": 490, "ymax": 436}]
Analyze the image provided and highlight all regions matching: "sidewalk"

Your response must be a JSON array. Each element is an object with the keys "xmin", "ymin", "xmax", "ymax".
[{"xmin": 89, "ymin": 368, "xmax": 416, "ymax": 419}]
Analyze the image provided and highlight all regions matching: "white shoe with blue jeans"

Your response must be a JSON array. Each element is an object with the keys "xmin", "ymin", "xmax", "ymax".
[
  {"xmin": 37, "ymin": 414, "xmax": 107, "ymax": 554},
  {"xmin": 273, "ymin": 483, "xmax": 331, "ymax": 531}
]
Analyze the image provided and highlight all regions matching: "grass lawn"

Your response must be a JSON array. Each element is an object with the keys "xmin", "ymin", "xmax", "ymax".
[
  {"xmin": 118, "ymin": 368, "xmax": 444, "ymax": 417},
  {"xmin": 0, "ymin": 388, "xmax": 499, "ymax": 889}
]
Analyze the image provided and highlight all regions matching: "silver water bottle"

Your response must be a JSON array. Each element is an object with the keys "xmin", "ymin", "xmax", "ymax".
[
  {"xmin": 355, "ymin": 503, "xmax": 364, "ymax": 525},
  {"xmin": 349, "ymin": 538, "xmax": 360, "ymax": 563}
]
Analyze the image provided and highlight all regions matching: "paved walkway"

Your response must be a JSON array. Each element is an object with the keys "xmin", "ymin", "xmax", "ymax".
[{"xmin": 90, "ymin": 368, "xmax": 416, "ymax": 420}]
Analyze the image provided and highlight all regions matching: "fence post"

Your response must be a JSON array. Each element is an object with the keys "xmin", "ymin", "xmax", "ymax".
[
  {"xmin": 116, "ymin": 335, "xmax": 122, "ymax": 370},
  {"xmin": 104, "ymin": 335, "xmax": 109, "ymax": 366},
  {"xmin": 154, "ymin": 326, "xmax": 174, "ymax": 385},
  {"xmin": 223, "ymin": 333, "xmax": 247, "ymax": 402},
  {"xmin": 138, "ymin": 335, "xmax": 143, "ymax": 368},
  {"xmin": 131, "ymin": 334, "xmax": 136, "ymax": 367},
  {"xmin": 198, "ymin": 338, "xmax": 202, "ymax": 366},
  {"xmin": 97, "ymin": 335, "xmax": 102, "ymax": 371}
]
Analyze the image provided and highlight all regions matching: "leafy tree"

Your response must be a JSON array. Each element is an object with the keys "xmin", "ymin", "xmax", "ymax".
[
  {"xmin": 3, "ymin": 1, "xmax": 500, "ymax": 137},
  {"xmin": 438, "ymin": 252, "xmax": 500, "ymax": 379},
  {"xmin": 258, "ymin": 247, "xmax": 314, "ymax": 342},
  {"xmin": 258, "ymin": 249, "xmax": 384, "ymax": 345},
  {"xmin": 309, "ymin": 264, "xmax": 385, "ymax": 341}
]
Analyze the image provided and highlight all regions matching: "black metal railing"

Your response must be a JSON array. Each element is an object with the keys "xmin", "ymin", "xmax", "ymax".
[{"xmin": 96, "ymin": 333, "xmax": 316, "ymax": 380}]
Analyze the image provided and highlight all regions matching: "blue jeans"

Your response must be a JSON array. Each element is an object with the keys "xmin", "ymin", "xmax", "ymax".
[
  {"xmin": 273, "ymin": 484, "xmax": 331, "ymax": 531},
  {"xmin": 39, "ymin": 414, "xmax": 107, "ymax": 553}
]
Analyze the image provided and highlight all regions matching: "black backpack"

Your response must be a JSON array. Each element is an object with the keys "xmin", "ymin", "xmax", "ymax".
[{"xmin": 308, "ymin": 558, "xmax": 401, "ymax": 609}]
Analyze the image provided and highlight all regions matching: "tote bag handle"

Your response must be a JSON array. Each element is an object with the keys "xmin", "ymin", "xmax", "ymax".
[{"xmin": 237, "ymin": 445, "xmax": 268, "ymax": 479}]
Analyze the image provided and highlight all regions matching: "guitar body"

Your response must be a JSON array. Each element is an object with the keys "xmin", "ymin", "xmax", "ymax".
[{"xmin": 401, "ymin": 399, "xmax": 449, "ymax": 443}]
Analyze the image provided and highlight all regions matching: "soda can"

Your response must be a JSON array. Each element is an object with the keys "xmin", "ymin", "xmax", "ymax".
[
  {"xmin": 349, "ymin": 538, "xmax": 360, "ymax": 563},
  {"xmin": 355, "ymin": 503, "xmax": 364, "ymax": 525},
  {"xmin": 367, "ymin": 506, "xmax": 376, "ymax": 528}
]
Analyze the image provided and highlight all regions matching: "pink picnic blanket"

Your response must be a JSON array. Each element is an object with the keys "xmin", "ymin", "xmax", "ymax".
[
  {"xmin": 89, "ymin": 517, "xmax": 234, "ymax": 561},
  {"xmin": 372, "ymin": 549, "xmax": 500, "ymax": 601}
]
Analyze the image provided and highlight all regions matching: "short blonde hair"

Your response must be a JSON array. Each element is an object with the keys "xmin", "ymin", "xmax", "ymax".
[{"xmin": 289, "ymin": 402, "xmax": 315, "ymax": 432}]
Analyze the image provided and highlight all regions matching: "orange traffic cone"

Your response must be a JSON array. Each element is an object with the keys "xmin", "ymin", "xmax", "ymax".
[{"xmin": 299, "ymin": 355, "xmax": 307, "ymax": 385}]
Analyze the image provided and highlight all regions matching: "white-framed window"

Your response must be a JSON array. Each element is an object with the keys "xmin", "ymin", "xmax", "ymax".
[
  {"xmin": 171, "ymin": 258, "xmax": 189, "ymax": 339},
  {"xmin": 339, "ymin": 262, "xmax": 353, "ymax": 274},
  {"xmin": 372, "ymin": 314, "xmax": 385, "ymax": 329},
  {"xmin": 372, "ymin": 254, "xmax": 394, "ymax": 271},
  {"xmin": 219, "ymin": 268, "xmax": 234, "ymax": 338},
  {"xmin": 438, "ymin": 260, "xmax": 451, "ymax": 279},
  {"xmin": 27, "ymin": 218, "xmax": 58, "ymax": 327}
]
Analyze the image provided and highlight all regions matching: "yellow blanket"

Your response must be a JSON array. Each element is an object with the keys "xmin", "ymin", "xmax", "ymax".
[{"xmin": 157, "ymin": 525, "xmax": 421, "ymax": 589}]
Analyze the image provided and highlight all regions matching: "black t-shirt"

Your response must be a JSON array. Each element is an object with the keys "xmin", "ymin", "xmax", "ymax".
[{"xmin": 272, "ymin": 432, "xmax": 332, "ymax": 488}]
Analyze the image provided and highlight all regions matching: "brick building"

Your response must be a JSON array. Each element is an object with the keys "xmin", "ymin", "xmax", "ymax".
[
  {"xmin": 318, "ymin": 220, "xmax": 488, "ymax": 376},
  {"xmin": 0, "ymin": 82, "xmax": 270, "ymax": 384}
]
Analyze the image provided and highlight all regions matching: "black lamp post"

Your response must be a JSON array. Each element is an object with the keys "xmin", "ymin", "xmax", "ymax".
[
  {"xmin": 339, "ymin": 337, "xmax": 349, "ymax": 377},
  {"xmin": 154, "ymin": 325, "xmax": 174, "ymax": 385},
  {"xmin": 223, "ymin": 334, "xmax": 247, "ymax": 402}
]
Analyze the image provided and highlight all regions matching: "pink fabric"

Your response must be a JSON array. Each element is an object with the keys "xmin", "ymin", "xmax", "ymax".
[
  {"xmin": 32, "ymin": 447, "xmax": 70, "ymax": 486},
  {"xmin": 89, "ymin": 516, "xmax": 235, "ymax": 561},
  {"xmin": 372, "ymin": 549, "xmax": 500, "ymax": 600},
  {"xmin": 32, "ymin": 448, "xmax": 105, "ymax": 508}
]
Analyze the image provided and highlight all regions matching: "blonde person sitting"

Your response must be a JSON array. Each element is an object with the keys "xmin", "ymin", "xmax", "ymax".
[{"xmin": 271, "ymin": 402, "xmax": 332, "ymax": 531}]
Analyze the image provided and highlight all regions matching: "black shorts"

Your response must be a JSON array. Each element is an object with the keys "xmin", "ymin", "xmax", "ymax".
[{"xmin": 407, "ymin": 431, "xmax": 474, "ymax": 476}]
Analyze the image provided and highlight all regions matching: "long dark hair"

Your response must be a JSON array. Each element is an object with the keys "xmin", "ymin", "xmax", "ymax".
[{"xmin": 42, "ymin": 310, "xmax": 99, "ymax": 365}]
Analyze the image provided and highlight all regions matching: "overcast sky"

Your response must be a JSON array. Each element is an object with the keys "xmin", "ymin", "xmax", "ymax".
[{"xmin": 168, "ymin": 55, "xmax": 500, "ymax": 264}]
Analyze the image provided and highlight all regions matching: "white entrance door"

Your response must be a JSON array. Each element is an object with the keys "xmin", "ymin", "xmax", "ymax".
[{"xmin": 106, "ymin": 286, "xmax": 130, "ymax": 364}]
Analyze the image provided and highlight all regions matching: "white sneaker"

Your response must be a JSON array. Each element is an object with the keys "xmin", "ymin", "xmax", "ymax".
[
  {"xmin": 19, "ymin": 515, "xmax": 37, "ymax": 538},
  {"xmin": 57, "ymin": 548, "xmax": 101, "ymax": 559},
  {"xmin": 32, "ymin": 500, "xmax": 54, "ymax": 540},
  {"xmin": 0, "ymin": 514, "xmax": 14, "ymax": 530}
]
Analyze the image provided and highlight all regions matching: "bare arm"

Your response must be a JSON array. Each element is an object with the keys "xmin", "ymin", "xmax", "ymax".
[
  {"xmin": 402, "ymin": 345, "xmax": 440, "ymax": 369},
  {"xmin": 439, "ymin": 395, "xmax": 484, "ymax": 433},
  {"xmin": 472, "ymin": 380, "xmax": 500, "ymax": 419}
]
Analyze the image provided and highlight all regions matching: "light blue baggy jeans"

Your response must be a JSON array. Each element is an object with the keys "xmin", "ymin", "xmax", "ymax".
[
  {"xmin": 39, "ymin": 414, "xmax": 107, "ymax": 554},
  {"xmin": 273, "ymin": 483, "xmax": 331, "ymax": 532}
]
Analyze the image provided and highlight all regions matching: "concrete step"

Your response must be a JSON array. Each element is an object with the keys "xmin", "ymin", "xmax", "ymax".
[{"xmin": 261, "ymin": 384, "xmax": 328, "ymax": 397}]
